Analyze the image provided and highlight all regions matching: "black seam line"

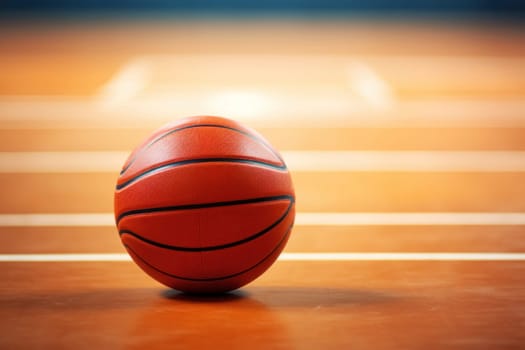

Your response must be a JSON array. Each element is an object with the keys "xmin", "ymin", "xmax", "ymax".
[
  {"xmin": 116, "ymin": 194, "xmax": 295, "ymax": 225},
  {"xmin": 116, "ymin": 157, "xmax": 288, "ymax": 191},
  {"xmin": 124, "ymin": 224, "xmax": 292, "ymax": 283},
  {"xmin": 120, "ymin": 123, "xmax": 285, "ymax": 176},
  {"xmin": 119, "ymin": 200, "xmax": 293, "ymax": 252}
]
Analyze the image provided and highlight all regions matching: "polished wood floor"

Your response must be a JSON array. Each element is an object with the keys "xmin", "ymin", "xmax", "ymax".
[
  {"xmin": 2, "ymin": 261, "xmax": 524, "ymax": 350},
  {"xmin": 0, "ymin": 17, "xmax": 524, "ymax": 349}
]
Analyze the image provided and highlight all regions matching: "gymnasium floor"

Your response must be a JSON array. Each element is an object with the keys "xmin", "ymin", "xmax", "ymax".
[{"xmin": 1, "ymin": 16, "xmax": 525, "ymax": 349}]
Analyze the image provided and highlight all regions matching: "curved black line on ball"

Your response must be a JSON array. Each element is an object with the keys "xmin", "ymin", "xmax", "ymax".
[
  {"xmin": 124, "ymin": 225, "xmax": 292, "ymax": 283},
  {"xmin": 116, "ymin": 194, "xmax": 295, "ymax": 225},
  {"xmin": 120, "ymin": 123, "xmax": 285, "ymax": 176},
  {"xmin": 116, "ymin": 157, "xmax": 288, "ymax": 190},
  {"xmin": 119, "ymin": 200, "xmax": 294, "ymax": 252}
]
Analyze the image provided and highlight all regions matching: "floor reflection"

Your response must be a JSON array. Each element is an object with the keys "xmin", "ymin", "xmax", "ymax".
[{"xmin": 126, "ymin": 287, "xmax": 292, "ymax": 349}]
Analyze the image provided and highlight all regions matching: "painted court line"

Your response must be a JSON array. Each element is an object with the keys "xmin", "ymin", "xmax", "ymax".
[
  {"xmin": 1, "ymin": 213, "xmax": 525, "ymax": 227},
  {"xmin": 1, "ymin": 55, "xmax": 525, "ymax": 126},
  {"xmin": 2, "ymin": 151, "xmax": 525, "ymax": 173},
  {"xmin": 280, "ymin": 253, "xmax": 525, "ymax": 261},
  {"xmin": 0, "ymin": 253, "xmax": 524, "ymax": 262},
  {"xmin": 109, "ymin": 54, "xmax": 523, "ymax": 106},
  {"xmin": 96, "ymin": 58, "xmax": 151, "ymax": 108},
  {"xmin": 2, "ymin": 97, "xmax": 525, "ymax": 127},
  {"xmin": 346, "ymin": 60, "xmax": 395, "ymax": 110},
  {"xmin": 0, "ymin": 214, "xmax": 115, "ymax": 227},
  {"xmin": 284, "ymin": 151, "xmax": 525, "ymax": 172},
  {"xmin": 297, "ymin": 213, "xmax": 525, "ymax": 226},
  {"xmin": 0, "ymin": 152, "xmax": 127, "ymax": 173}
]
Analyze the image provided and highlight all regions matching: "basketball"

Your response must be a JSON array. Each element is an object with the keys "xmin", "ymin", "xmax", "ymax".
[{"xmin": 114, "ymin": 116, "xmax": 295, "ymax": 293}]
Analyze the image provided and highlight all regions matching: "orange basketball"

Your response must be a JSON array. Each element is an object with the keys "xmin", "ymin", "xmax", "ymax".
[{"xmin": 114, "ymin": 116, "xmax": 295, "ymax": 293}]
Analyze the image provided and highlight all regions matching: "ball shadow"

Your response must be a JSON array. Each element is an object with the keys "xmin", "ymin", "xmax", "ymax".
[{"xmin": 160, "ymin": 288, "xmax": 249, "ymax": 303}]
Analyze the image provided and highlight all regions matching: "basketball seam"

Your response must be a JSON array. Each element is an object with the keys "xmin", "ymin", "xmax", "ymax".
[
  {"xmin": 120, "ymin": 123, "xmax": 285, "ymax": 176},
  {"xmin": 119, "ymin": 200, "xmax": 294, "ymax": 252},
  {"xmin": 116, "ymin": 157, "xmax": 288, "ymax": 190},
  {"xmin": 115, "ymin": 194, "xmax": 295, "ymax": 225},
  {"xmin": 124, "ymin": 224, "xmax": 293, "ymax": 282}
]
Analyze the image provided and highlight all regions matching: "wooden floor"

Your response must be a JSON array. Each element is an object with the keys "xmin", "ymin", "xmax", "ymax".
[{"xmin": 1, "ymin": 16, "xmax": 524, "ymax": 349}]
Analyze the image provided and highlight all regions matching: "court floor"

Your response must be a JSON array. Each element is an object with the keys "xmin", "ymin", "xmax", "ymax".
[{"xmin": 0, "ymin": 17, "xmax": 524, "ymax": 349}]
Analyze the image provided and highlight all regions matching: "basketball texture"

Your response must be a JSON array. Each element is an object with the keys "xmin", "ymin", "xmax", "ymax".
[{"xmin": 114, "ymin": 116, "xmax": 295, "ymax": 293}]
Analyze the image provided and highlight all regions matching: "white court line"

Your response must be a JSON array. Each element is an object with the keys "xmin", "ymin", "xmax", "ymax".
[
  {"xmin": 91, "ymin": 54, "xmax": 521, "ymax": 121},
  {"xmin": 96, "ymin": 59, "xmax": 150, "ymax": 108},
  {"xmin": 279, "ymin": 253, "xmax": 525, "ymax": 261},
  {"xmin": 1, "ymin": 55, "xmax": 525, "ymax": 127},
  {"xmin": 0, "ymin": 253, "xmax": 524, "ymax": 262},
  {"xmin": 2, "ymin": 213, "xmax": 525, "ymax": 227},
  {"xmin": 0, "ymin": 254, "xmax": 129, "ymax": 262},
  {"xmin": 2, "ymin": 97, "xmax": 525, "ymax": 128},
  {"xmin": 0, "ymin": 214, "xmax": 115, "ymax": 226},
  {"xmin": 284, "ymin": 151, "xmax": 525, "ymax": 172},
  {"xmin": 346, "ymin": 60, "xmax": 395, "ymax": 110},
  {"xmin": 0, "ymin": 151, "xmax": 128, "ymax": 173},
  {"xmin": 2, "ymin": 151, "xmax": 525, "ymax": 173},
  {"xmin": 296, "ymin": 213, "xmax": 525, "ymax": 226}
]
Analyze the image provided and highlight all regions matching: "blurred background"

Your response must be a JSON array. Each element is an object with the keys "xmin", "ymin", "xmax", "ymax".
[
  {"xmin": 1, "ymin": 2, "xmax": 525, "ymax": 349},
  {"xmin": 2, "ymin": 0, "xmax": 525, "ymax": 14},
  {"xmin": 1, "ymin": 0, "xmax": 525, "ymax": 215},
  {"xmin": 1, "ymin": 0, "xmax": 524, "ymax": 130}
]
